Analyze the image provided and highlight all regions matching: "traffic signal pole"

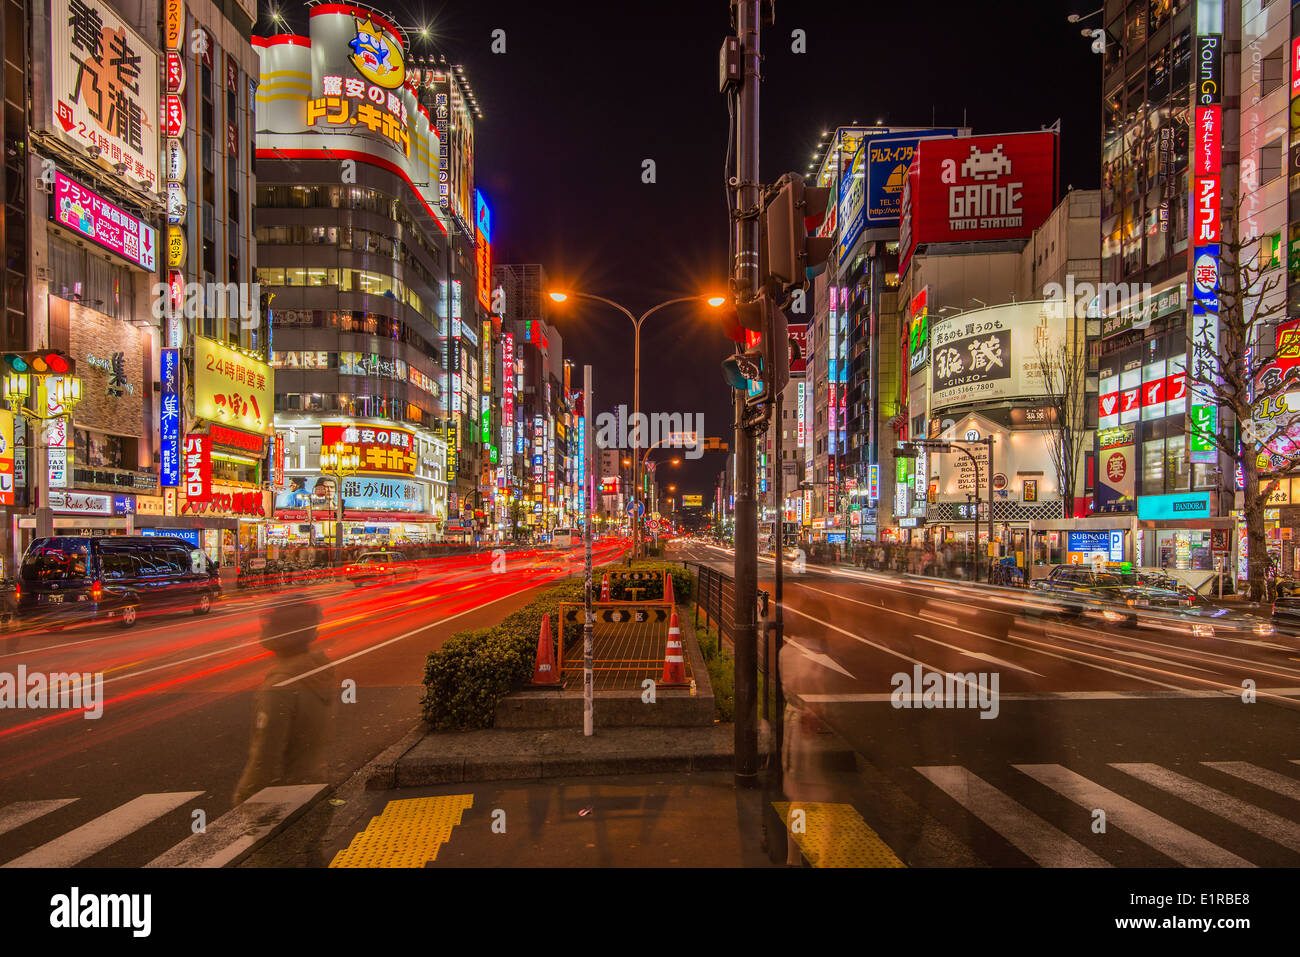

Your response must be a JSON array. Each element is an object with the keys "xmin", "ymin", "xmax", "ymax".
[{"xmin": 732, "ymin": 0, "xmax": 761, "ymax": 787}]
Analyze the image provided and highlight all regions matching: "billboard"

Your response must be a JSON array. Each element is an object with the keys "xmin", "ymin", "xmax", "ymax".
[
  {"xmin": 254, "ymin": 7, "xmax": 446, "ymax": 230},
  {"xmin": 160, "ymin": 348, "xmax": 181, "ymax": 486},
  {"xmin": 194, "ymin": 337, "xmax": 273, "ymax": 436},
  {"xmin": 837, "ymin": 142, "xmax": 866, "ymax": 266},
  {"xmin": 682, "ymin": 495, "xmax": 704, "ymax": 507},
  {"xmin": 900, "ymin": 131, "xmax": 1057, "ymax": 273},
  {"xmin": 475, "ymin": 190, "xmax": 491, "ymax": 311},
  {"xmin": 183, "ymin": 433, "xmax": 211, "ymax": 503},
  {"xmin": 47, "ymin": 0, "xmax": 160, "ymax": 193},
  {"xmin": 0, "ymin": 410, "xmax": 12, "ymax": 506},
  {"xmin": 321, "ymin": 422, "xmax": 417, "ymax": 475},
  {"xmin": 788, "ymin": 323, "xmax": 808, "ymax": 374},
  {"xmin": 53, "ymin": 171, "xmax": 157, "ymax": 271},
  {"xmin": 864, "ymin": 129, "xmax": 959, "ymax": 227},
  {"xmin": 929, "ymin": 302, "xmax": 1064, "ymax": 411}
]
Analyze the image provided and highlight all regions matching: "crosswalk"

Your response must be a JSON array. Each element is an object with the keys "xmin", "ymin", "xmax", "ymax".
[
  {"xmin": 914, "ymin": 759, "xmax": 1300, "ymax": 867},
  {"xmin": 0, "ymin": 784, "xmax": 324, "ymax": 868}
]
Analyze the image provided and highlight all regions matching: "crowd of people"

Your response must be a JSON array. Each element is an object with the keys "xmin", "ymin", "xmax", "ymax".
[{"xmin": 801, "ymin": 540, "xmax": 988, "ymax": 581}]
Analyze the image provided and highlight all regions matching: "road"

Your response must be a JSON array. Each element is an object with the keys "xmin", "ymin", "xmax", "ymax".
[
  {"xmin": 0, "ymin": 543, "xmax": 623, "ymax": 867},
  {"xmin": 672, "ymin": 541, "xmax": 1300, "ymax": 867}
]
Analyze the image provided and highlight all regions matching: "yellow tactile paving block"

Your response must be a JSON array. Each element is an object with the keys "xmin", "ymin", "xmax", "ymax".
[
  {"xmin": 772, "ymin": 801, "xmax": 905, "ymax": 868},
  {"xmin": 330, "ymin": 794, "xmax": 474, "ymax": 868}
]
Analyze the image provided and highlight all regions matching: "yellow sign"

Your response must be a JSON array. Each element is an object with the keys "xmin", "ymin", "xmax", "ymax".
[
  {"xmin": 347, "ymin": 17, "xmax": 405, "ymax": 89},
  {"xmin": 0, "ymin": 409, "xmax": 12, "ymax": 506},
  {"xmin": 194, "ymin": 336, "xmax": 274, "ymax": 436},
  {"xmin": 167, "ymin": 227, "xmax": 185, "ymax": 268},
  {"xmin": 165, "ymin": 0, "xmax": 184, "ymax": 52}
]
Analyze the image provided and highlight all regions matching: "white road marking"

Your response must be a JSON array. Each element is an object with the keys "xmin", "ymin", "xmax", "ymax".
[
  {"xmin": 2, "ymin": 791, "xmax": 204, "ymax": 867},
  {"xmin": 1202, "ymin": 762, "xmax": 1300, "ymax": 803},
  {"xmin": 0, "ymin": 799, "xmax": 78, "ymax": 838},
  {"xmin": 915, "ymin": 634, "xmax": 1045, "ymax": 677},
  {"xmin": 915, "ymin": 766, "xmax": 1109, "ymax": 868},
  {"xmin": 1014, "ymin": 764, "xmax": 1252, "ymax": 868},
  {"xmin": 783, "ymin": 637, "xmax": 855, "ymax": 678},
  {"xmin": 1111, "ymin": 762, "xmax": 1300, "ymax": 854},
  {"xmin": 793, "ymin": 689, "xmax": 1278, "ymax": 703},
  {"xmin": 145, "ymin": 784, "xmax": 326, "ymax": 868}
]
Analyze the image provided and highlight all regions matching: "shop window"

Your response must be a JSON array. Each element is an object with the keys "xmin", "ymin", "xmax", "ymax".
[{"xmin": 1142, "ymin": 438, "xmax": 1165, "ymax": 490}]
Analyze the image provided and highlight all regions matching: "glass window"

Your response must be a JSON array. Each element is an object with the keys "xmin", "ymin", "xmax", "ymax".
[
  {"xmin": 1142, "ymin": 438, "xmax": 1165, "ymax": 490},
  {"xmin": 20, "ymin": 540, "xmax": 89, "ymax": 581}
]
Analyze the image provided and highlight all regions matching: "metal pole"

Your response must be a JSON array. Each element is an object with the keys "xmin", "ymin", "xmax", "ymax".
[
  {"xmin": 35, "ymin": 417, "xmax": 53, "ymax": 539},
  {"xmin": 732, "ymin": 0, "xmax": 761, "ymax": 787},
  {"xmin": 632, "ymin": 321, "xmax": 641, "ymax": 561},
  {"xmin": 583, "ymin": 365, "xmax": 594, "ymax": 736},
  {"xmin": 773, "ymin": 387, "xmax": 784, "ymax": 767},
  {"xmin": 987, "ymin": 436, "xmax": 995, "ymax": 583}
]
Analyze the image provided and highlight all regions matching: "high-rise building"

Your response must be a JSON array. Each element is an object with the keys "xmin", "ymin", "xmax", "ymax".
[{"xmin": 255, "ymin": 5, "xmax": 453, "ymax": 548}]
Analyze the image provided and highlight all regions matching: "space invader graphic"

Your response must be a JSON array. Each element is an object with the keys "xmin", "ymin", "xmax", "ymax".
[{"xmin": 960, "ymin": 144, "xmax": 1012, "ymax": 181}]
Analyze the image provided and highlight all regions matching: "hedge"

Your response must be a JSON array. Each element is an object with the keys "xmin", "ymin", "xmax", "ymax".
[{"xmin": 420, "ymin": 561, "xmax": 695, "ymax": 730}]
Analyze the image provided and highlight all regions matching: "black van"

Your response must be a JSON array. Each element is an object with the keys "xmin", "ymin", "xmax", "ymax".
[{"xmin": 15, "ymin": 536, "xmax": 221, "ymax": 629}]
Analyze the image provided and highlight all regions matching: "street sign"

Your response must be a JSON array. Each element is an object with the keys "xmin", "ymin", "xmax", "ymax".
[{"xmin": 627, "ymin": 499, "xmax": 644, "ymax": 516}]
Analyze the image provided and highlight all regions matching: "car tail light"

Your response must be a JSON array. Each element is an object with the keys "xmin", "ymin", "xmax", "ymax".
[
  {"xmin": 14, "ymin": 583, "xmax": 20, "ymax": 601},
  {"xmin": 91, "ymin": 580, "xmax": 102, "ymax": 602}
]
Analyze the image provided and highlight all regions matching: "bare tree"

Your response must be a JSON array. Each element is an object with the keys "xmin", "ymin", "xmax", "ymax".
[
  {"xmin": 1037, "ymin": 330, "xmax": 1090, "ymax": 519},
  {"xmin": 1186, "ymin": 209, "xmax": 1300, "ymax": 602}
]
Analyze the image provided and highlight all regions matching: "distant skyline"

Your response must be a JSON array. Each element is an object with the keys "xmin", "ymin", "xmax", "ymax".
[{"xmin": 265, "ymin": 1, "xmax": 1101, "ymax": 499}]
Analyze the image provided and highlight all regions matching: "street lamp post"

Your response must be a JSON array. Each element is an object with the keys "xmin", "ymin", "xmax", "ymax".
[
  {"xmin": 4, "ymin": 371, "xmax": 84, "ymax": 541},
  {"xmin": 319, "ymin": 442, "xmax": 360, "ymax": 565},
  {"xmin": 549, "ymin": 291, "xmax": 724, "ymax": 559}
]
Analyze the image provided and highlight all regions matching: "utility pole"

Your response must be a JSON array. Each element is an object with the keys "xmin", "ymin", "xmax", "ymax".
[
  {"xmin": 731, "ymin": 0, "xmax": 761, "ymax": 787},
  {"xmin": 583, "ymin": 365, "xmax": 594, "ymax": 736}
]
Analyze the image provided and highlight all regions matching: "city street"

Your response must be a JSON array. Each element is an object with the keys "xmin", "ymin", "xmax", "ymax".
[
  {"xmin": 0, "ymin": 544, "xmax": 619, "ymax": 867},
  {"xmin": 672, "ymin": 541, "xmax": 1300, "ymax": 867}
]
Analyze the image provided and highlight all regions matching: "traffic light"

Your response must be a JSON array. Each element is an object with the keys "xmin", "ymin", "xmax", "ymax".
[
  {"xmin": 762, "ymin": 173, "xmax": 834, "ymax": 291},
  {"xmin": 1, "ymin": 351, "xmax": 76, "ymax": 376},
  {"xmin": 720, "ymin": 294, "xmax": 786, "ymax": 409}
]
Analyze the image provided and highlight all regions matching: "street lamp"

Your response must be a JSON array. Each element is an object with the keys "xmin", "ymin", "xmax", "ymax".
[
  {"xmin": 547, "ymin": 289, "xmax": 724, "ymax": 559},
  {"xmin": 319, "ymin": 442, "xmax": 360, "ymax": 564},
  {"xmin": 4, "ymin": 371, "xmax": 84, "ymax": 539}
]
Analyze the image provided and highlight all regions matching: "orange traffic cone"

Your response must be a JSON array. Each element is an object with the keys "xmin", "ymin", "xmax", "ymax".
[
  {"xmin": 530, "ymin": 613, "xmax": 560, "ymax": 686},
  {"xmin": 663, "ymin": 571, "xmax": 675, "ymax": 607},
  {"xmin": 600, "ymin": 573, "xmax": 610, "ymax": 602},
  {"xmin": 661, "ymin": 610, "xmax": 687, "ymax": 687}
]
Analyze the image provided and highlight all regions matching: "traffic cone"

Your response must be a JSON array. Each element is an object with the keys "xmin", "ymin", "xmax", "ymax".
[
  {"xmin": 661, "ymin": 610, "xmax": 687, "ymax": 687},
  {"xmin": 600, "ymin": 573, "xmax": 610, "ymax": 602},
  {"xmin": 530, "ymin": 613, "xmax": 560, "ymax": 686},
  {"xmin": 663, "ymin": 571, "xmax": 676, "ymax": 607}
]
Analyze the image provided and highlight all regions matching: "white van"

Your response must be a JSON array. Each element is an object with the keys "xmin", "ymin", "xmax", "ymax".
[{"xmin": 552, "ymin": 528, "xmax": 576, "ymax": 548}]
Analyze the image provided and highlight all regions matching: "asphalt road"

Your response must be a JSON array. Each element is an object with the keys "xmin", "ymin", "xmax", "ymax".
[
  {"xmin": 0, "ymin": 543, "xmax": 623, "ymax": 868},
  {"xmin": 671, "ymin": 541, "xmax": 1300, "ymax": 867}
]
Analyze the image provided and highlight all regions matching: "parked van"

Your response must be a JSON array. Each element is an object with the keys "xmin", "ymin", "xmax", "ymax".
[
  {"xmin": 15, "ymin": 536, "xmax": 221, "ymax": 629},
  {"xmin": 552, "ymin": 528, "xmax": 576, "ymax": 548}
]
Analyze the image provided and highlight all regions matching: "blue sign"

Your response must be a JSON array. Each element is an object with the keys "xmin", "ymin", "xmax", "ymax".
[
  {"xmin": 112, "ymin": 494, "xmax": 135, "ymax": 516},
  {"xmin": 142, "ymin": 527, "xmax": 201, "ymax": 547},
  {"xmin": 827, "ymin": 532, "xmax": 847, "ymax": 544},
  {"xmin": 475, "ymin": 189, "xmax": 491, "ymax": 242},
  {"xmin": 1192, "ymin": 245, "xmax": 1219, "ymax": 314},
  {"xmin": 1137, "ymin": 492, "xmax": 1212, "ymax": 521},
  {"xmin": 627, "ymin": 499, "xmax": 644, "ymax": 515},
  {"xmin": 160, "ymin": 348, "xmax": 181, "ymax": 487},
  {"xmin": 1068, "ymin": 530, "xmax": 1124, "ymax": 561},
  {"xmin": 864, "ymin": 129, "xmax": 959, "ymax": 227}
]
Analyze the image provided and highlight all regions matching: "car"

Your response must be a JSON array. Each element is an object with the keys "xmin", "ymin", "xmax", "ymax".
[
  {"xmin": 345, "ymin": 550, "xmax": 417, "ymax": 585},
  {"xmin": 14, "ymin": 535, "xmax": 220, "ymax": 630}
]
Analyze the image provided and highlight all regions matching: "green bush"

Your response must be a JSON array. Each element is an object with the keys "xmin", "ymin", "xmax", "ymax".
[
  {"xmin": 420, "ymin": 579, "xmax": 585, "ymax": 729},
  {"xmin": 695, "ymin": 624, "xmax": 735, "ymax": 722}
]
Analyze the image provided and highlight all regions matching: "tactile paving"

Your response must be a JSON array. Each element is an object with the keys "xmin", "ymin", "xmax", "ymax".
[
  {"xmin": 772, "ymin": 801, "xmax": 905, "ymax": 868},
  {"xmin": 329, "ymin": 794, "xmax": 474, "ymax": 868}
]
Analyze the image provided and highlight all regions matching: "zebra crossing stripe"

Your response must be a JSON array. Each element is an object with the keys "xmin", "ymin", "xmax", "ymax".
[
  {"xmin": 1202, "ymin": 762, "xmax": 1300, "ymax": 803},
  {"xmin": 1013, "ymin": 764, "xmax": 1253, "ymax": 868},
  {"xmin": 145, "ymin": 784, "xmax": 327, "ymax": 868},
  {"xmin": 1, "ymin": 792, "xmax": 204, "ymax": 868},
  {"xmin": 1111, "ymin": 763, "xmax": 1300, "ymax": 855},
  {"xmin": 0, "ymin": 800, "xmax": 78, "ymax": 839},
  {"xmin": 915, "ymin": 766, "xmax": 1110, "ymax": 868}
]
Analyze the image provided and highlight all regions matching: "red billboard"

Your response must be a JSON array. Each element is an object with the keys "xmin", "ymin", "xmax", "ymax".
[
  {"xmin": 183, "ymin": 434, "xmax": 211, "ymax": 503},
  {"xmin": 788, "ymin": 323, "xmax": 808, "ymax": 374},
  {"xmin": 321, "ymin": 422, "xmax": 417, "ymax": 475},
  {"xmin": 899, "ymin": 131, "xmax": 1057, "ymax": 273}
]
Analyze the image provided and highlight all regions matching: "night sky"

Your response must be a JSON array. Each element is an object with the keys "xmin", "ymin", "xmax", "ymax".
[{"xmin": 268, "ymin": 1, "xmax": 1101, "ymax": 502}]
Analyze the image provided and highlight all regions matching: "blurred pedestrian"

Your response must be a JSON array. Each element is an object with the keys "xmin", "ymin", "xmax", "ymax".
[{"xmin": 233, "ymin": 600, "xmax": 336, "ymax": 805}]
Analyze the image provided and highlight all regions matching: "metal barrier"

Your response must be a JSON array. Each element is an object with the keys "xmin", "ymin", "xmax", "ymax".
[{"xmin": 690, "ymin": 562, "xmax": 736, "ymax": 648}]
